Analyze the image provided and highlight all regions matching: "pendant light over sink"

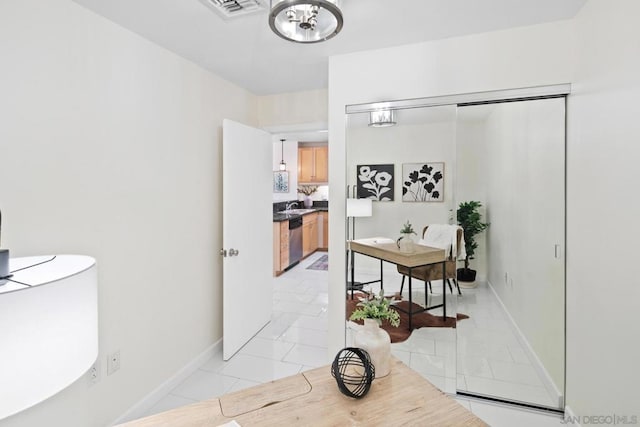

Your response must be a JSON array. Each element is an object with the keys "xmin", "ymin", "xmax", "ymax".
[
  {"xmin": 279, "ymin": 139, "xmax": 287, "ymax": 171},
  {"xmin": 269, "ymin": 0, "xmax": 343, "ymax": 44}
]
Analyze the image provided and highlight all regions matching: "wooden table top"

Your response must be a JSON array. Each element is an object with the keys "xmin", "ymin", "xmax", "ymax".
[
  {"xmin": 350, "ymin": 237, "xmax": 446, "ymax": 268},
  {"xmin": 120, "ymin": 359, "xmax": 487, "ymax": 427}
]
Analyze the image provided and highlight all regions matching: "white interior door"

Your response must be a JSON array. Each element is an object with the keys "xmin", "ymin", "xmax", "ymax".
[{"xmin": 222, "ymin": 119, "xmax": 273, "ymax": 360}]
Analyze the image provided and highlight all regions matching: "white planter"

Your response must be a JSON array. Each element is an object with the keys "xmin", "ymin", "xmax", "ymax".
[
  {"xmin": 397, "ymin": 233, "xmax": 415, "ymax": 253},
  {"xmin": 354, "ymin": 319, "xmax": 392, "ymax": 378},
  {"xmin": 303, "ymin": 195, "xmax": 313, "ymax": 208}
]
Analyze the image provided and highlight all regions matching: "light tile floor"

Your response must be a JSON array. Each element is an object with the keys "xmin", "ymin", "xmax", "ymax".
[
  {"xmin": 135, "ymin": 252, "xmax": 565, "ymax": 426},
  {"xmin": 457, "ymin": 282, "xmax": 563, "ymax": 409}
]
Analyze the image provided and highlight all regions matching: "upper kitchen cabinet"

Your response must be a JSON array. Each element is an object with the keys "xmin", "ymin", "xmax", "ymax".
[{"xmin": 298, "ymin": 145, "xmax": 328, "ymax": 183}]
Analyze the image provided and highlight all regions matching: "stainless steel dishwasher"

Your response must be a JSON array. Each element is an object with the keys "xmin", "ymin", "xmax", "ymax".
[{"xmin": 288, "ymin": 216, "xmax": 303, "ymax": 269}]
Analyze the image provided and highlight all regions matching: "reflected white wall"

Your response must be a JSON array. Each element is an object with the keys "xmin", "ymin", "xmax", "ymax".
[
  {"xmin": 346, "ymin": 107, "xmax": 457, "ymax": 275},
  {"xmin": 457, "ymin": 99, "xmax": 566, "ymax": 396}
]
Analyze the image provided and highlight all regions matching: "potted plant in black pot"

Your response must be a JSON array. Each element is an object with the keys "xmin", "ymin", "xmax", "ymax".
[{"xmin": 457, "ymin": 201, "xmax": 489, "ymax": 287}]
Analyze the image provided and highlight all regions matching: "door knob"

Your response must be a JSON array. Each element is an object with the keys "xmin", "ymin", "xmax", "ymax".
[{"xmin": 229, "ymin": 248, "xmax": 239, "ymax": 257}]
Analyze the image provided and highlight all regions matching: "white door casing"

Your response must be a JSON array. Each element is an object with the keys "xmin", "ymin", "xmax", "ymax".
[{"xmin": 222, "ymin": 119, "xmax": 273, "ymax": 360}]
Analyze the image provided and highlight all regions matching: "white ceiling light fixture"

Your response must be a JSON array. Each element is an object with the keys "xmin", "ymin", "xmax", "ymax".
[
  {"xmin": 269, "ymin": 0, "xmax": 343, "ymax": 44},
  {"xmin": 279, "ymin": 139, "xmax": 287, "ymax": 171},
  {"xmin": 369, "ymin": 109, "xmax": 397, "ymax": 128}
]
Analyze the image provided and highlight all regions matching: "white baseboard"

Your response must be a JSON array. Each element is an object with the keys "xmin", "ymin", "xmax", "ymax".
[
  {"xmin": 486, "ymin": 281, "xmax": 564, "ymax": 408},
  {"xmin": 110, "ymin": 339, "xmax": 222, "ymax": 425}
]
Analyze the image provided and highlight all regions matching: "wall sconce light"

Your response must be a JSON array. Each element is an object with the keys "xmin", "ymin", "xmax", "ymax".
[{"xmin": 368, "ymin": 109, "xmax": 397, "ymax": 128}]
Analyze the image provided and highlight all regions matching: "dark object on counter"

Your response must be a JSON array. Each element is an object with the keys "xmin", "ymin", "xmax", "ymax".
[{"xmin": 331, "ymin": 347, "xmax": 375, "ymax": 399}]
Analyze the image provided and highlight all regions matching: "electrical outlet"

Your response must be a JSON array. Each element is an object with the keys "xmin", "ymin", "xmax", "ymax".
[
  {"xmin": 87, "ymin": 360, "xmax": 100, "ymax": 386},
  {"xmin": 107, "ymin": 350, "xmax": 121, "ymax": 376}
]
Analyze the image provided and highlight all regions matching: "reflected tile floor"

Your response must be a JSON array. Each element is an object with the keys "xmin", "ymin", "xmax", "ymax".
[
  {"xmin": 456, "ymin": 282, "xmax": 562, "ymax": 409},
  {"xmin": 134, "ymin": 253, "xmax": 565, "ymax": 426}
]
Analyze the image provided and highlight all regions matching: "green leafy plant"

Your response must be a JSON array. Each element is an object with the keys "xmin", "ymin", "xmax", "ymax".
[
  {"xmin": 349, "ymin": 290, "xmax": 400, "ymax": 327},
  {"xmin": 457, "ymin": 201, "xmax": 489, "ymax": 272},
  {"xmin": 399, "ymin": 220, "xmax": 416, "ymax": 235}
]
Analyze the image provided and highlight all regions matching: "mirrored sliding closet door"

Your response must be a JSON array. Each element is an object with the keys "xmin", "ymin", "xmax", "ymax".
[{"xmin": 343, "ymin": 88, "xmax": 567, "ymax": 411}]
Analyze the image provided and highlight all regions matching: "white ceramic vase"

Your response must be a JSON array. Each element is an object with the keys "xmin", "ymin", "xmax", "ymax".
[
  {"xmin": 354, "ymin": 319, "xmax": 392, "ymax": 378},
  {"xmin": 303, "ymin": 195, "xmax": 313, "ymax": 208},
  {"xmin": 397, "ymin": 233, "xmax": 415, "ymax": 253}
]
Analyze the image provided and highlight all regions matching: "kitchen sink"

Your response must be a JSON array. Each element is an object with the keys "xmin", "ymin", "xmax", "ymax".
[{"xmin": 282, "ymin": 208, "xmax": 316, "ymax": 215}]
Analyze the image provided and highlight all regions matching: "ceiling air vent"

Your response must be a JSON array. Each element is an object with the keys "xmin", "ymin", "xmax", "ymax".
[{"xmin": 199, "ymin": 0, "xmax": 267, "ymax": 20}]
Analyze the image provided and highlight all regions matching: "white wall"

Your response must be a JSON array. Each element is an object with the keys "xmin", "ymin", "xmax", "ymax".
[
  {"xmin": 259, "ymin": 89, "xmax": 329, "ymax": 205},
  {"xmin": 455, "ymin": 119, "xmax": 488, "ymax": 280},
  {"xmin": 328, "ymin": 19, "xmax": 574, "ymax": 363},
  {"xmin": 330, "ymin": 1, "xmax": 640, "ymax": 418},
  {"xmin": 566, "ymin": 0, "xmax": 640, "ymax": 419},
  {"xmin": 0, "ymin": 1, "xmax": 256, "ymax": 425},
  {"xmin": 481, "ymin": 99, "xmax": 566, "ymax": 392},
  {"xmin": 257, "ymin": 89, "xmax": 327, "ymax": 129}
]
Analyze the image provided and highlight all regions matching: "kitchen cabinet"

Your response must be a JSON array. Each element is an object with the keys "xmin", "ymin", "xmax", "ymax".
[
  {"xmin": 302, "ymin": 212, "xmax": 319, "ymax": 258},
  {"xmin": 298, "ymin": 146, "xmax": 328, "ymax": 183},
  {"xmin": 319, "ymin": 211, "xmax": 329, "ymax": 250},
  {"xmin": 273, "ymin": 221, "xmax": 289, "ymax": 276}
]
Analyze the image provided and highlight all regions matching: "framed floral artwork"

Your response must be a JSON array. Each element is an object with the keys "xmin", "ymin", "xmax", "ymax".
[
  {"xmin": 402, "ymin": 162, "xmax": 444, "ymax": 202},
  {"xmin": 357, "ymin": 164, "xmax": 394, "ymax": 201},
  {"xmin": 273, "ymin": 171, "xmax": 289, "ymax": 193}
]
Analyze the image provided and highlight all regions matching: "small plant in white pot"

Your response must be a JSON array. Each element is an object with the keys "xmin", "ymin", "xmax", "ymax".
[
  {"xmin": 396, "ymin": 220, "xmax": 417, "ymax": 253},
  {"xmin": 349, "ymin": 290, "xmax": 400, "ymax": 378}
]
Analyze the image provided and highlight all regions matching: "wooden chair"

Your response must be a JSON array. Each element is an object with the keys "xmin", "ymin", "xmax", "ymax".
[{"xmin": 397, "ymin": 225, "xmax": 463, "ymax": 296}]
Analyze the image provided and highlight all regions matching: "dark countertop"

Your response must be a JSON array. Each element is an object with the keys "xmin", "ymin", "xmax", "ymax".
[
  {"xmin": 273, "ymin": 212, "xmax": 299, "ymax": 222},
  {"xmin": 273, "ymin": 208, "xmax": 327, "ymax": 222}
]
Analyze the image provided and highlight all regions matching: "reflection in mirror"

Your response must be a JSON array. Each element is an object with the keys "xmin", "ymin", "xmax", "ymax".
[
  {"xmin": 455, "ymin": 98, "xmax": 566, "ymax": 410},
  {"xmin": 344, "ymin": 104, "xmax": 459, "ymax": 393}
]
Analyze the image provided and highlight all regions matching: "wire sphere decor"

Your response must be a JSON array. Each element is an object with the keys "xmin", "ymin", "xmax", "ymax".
[{"xmin": 330, "ymin": 347, "xmax": 375, "ymax": 398}]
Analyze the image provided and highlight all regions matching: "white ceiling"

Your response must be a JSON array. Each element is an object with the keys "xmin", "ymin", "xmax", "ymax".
[{"xmin": 72, "ymin": 0, "xmax": 586, "ymax": 96}]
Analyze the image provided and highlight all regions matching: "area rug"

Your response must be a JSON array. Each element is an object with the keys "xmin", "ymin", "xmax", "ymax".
[
  {"xmin": 346, "ymin": 292, "xmax": 469, "ymax": 344},
  {"xmin": 306, "ymin": 254, "xmax": 328, "ymax": 271}
]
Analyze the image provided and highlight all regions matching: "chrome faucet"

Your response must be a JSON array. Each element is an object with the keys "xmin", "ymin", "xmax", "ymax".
[{"xmin": 285, "ymin": 202, "xmax": 299, "ymax": 211}]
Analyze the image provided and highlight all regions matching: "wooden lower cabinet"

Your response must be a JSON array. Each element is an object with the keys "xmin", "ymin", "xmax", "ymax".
[
  {"xmin": 302, "ymin": 213, "xmax": 318, "ymax": 258},
  {"xmin": 275, "ymin": 211, "xmax": 326, "ymax": 276},
  {"xmin": 319, "ymin": 211, "xmax": 328, "ymax": 250},
  {"xmin": 273, "ymin": 221, "xmax": 289, "ymax": 276}
]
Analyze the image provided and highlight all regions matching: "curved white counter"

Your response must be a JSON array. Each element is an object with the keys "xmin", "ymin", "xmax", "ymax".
[{"xmin": 0, "ymin": 255, "xmax": 98, "ymax": 420}]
